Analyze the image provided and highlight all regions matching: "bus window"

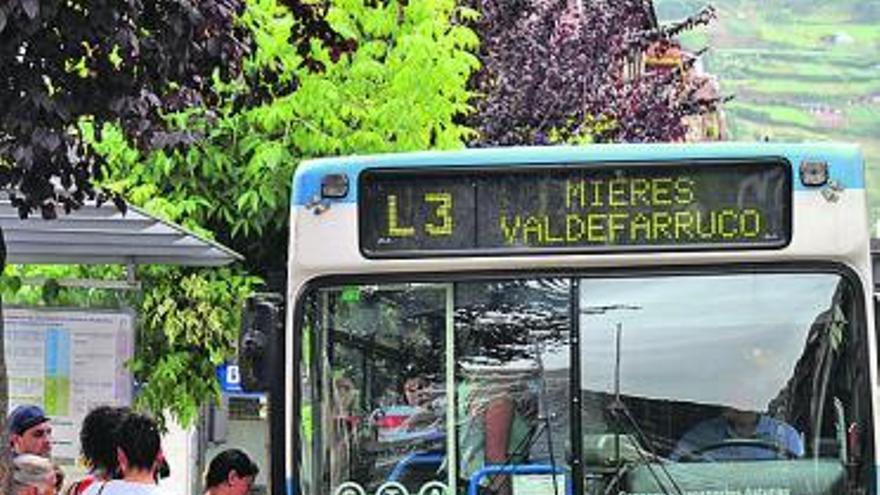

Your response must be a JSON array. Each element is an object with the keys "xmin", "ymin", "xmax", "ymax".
[
  {"xmin": 578, "ymin": 272, "xmax": 872, "ymax": 494},
  {"xmin": 302, "ymin": 284, "xmax": 449, "ymax": 495},
  {"xmin": 455, "ymin": 279, "xmax": 571, "ymax": 495},
  {"xmin": 299, "ymin": 279, "xmax": 573, "ymax": 495}
]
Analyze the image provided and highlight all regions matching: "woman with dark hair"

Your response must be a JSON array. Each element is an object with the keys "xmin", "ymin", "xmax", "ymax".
[
  {"xmin": 204, "ymin": 449, "xmax": 259, "ymax": 495},
  {"xmin": 65, "ymin": 406, "xmax": 130, "ymax": 495},
  {"xmin": 80, "ymin": 412, "xmax": 170, "ymax": 495}
]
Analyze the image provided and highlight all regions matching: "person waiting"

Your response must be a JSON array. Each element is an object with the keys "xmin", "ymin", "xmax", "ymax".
[
  {"xmin": 81, "ymin": 412, "xmax": 172, "ymax": 495},
  {"xmin": 8, "ymin": 405, "xmax": 53, "ymax": 458},
  {"xmin": 65, "ymin": 405, "xmax": 131, "ymax": 495},
  {"xmin": 203, "ymin": 449, "xmax": 259, "ymax": 495},
  {"xmin": 8, "ymin": 454, "xmax": 59, "ymax": 495}
]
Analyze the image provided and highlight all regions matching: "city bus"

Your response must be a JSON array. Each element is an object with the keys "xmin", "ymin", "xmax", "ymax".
[{"xmin": 267, "ymin": 143, "xmax": 876, "ymax": 495}]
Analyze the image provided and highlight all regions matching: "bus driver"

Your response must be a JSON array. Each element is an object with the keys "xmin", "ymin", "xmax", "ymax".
[{"xmin": 671, "ymin": 407, "xmax": 804, "ymax": 461}]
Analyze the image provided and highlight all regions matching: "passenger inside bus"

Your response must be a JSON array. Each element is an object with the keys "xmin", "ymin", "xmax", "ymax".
[
  {"xmin": 671, "ymin": 406, "xmax": 804, "ymax": 461},
  {"xmin": 329, "ymin": 375, "xmax": 360, "ymax": 488},
  {"xmin": 457, "ymin": 367, "xmax": 540, "ymax": 495},
  {"xmin": 375, "ymin": 373, "xmax": 443, "ymax": 442},
  {"xmin": 403, "ymin": 376, "xmax": 432, "ymax": 407}
]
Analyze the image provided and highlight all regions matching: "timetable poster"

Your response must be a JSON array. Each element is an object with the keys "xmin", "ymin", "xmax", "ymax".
[{"xmin": 3, "ymin": 308, "xmax": 134, "ymax": 464}]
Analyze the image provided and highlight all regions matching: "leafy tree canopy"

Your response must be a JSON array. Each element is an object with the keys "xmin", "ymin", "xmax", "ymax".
[
  {"xmin": 1, "ymin": 0, "xmax": 479, "ymax": 425},
  {"xmin": 468, "ymin": 0, "xmax": 721, "ymax": 145},
  {"xmin": 0, "ymin": 0, "xmax": 720, "ymax": 425},
  {"xmin": 92, "ymin": 0, "xmax": 479, "ymax": 275},
  {"xmin": 0, "ymin": 0, "xmax": 252, "ymax": 217}
]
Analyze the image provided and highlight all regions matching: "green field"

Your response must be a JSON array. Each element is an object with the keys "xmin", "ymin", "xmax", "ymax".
[{"xmin": 656, "ymin": 0, "xmax": 880, "ymax": 226}]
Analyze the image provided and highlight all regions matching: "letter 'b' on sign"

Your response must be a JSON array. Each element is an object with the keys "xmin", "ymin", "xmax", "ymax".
[{"xmin": 226, "ymin": 365, "xmax": 240, "ymax": 385}]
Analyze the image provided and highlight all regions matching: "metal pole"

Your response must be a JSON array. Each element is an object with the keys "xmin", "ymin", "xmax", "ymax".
[{"xmin": 614, "ymin": 322, "xmax": 622, "ymax": 464}]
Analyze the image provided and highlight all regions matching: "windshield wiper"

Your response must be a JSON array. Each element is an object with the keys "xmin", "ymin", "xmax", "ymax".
[
  {"xmin": 604, "ymin": 397, "xmax": 683, "ymax": 495},
  {"xmin": 602, "ymin": 322, "xmax": 683, "ymax": 495}
]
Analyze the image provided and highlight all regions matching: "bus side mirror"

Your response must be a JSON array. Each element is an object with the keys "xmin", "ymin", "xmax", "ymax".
[{"xmin": 239, "ymin": 294, "xmax": 282, "ymax": 392}]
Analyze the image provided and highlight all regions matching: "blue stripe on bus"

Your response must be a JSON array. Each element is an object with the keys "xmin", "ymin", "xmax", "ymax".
[{"xmin": 291, "ymin": 142, "xmax": 865, "ymax": 206}]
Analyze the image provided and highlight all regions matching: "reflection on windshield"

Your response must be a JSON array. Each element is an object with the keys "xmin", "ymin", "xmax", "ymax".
[
  {"xmin": 579, "ymin": 273, "xmax": 871, "ymax": 495},
  {"xmin": 296, "ymin": 272, "xmax": 872, "ymax": 495},
  {"xmin": 580, "ymin": 274, "xmax": 837, "ymax": 409},
  {"xmin": 456, "ymin": 280, "xmax": 570, "ymax": 495}
]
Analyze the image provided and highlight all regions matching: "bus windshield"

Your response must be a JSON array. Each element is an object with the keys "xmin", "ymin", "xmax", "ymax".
[{"xmin": 297, "ymin": 271, "xmax": 871, "ymax": 495}]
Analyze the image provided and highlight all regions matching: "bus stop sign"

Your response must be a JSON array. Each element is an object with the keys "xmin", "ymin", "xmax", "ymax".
[{"xmin": 216, "ymin": 364, "xmax": 242, "ymax": 393}]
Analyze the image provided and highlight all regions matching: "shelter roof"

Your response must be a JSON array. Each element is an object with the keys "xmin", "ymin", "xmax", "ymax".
[{"xmin": 0, "ymin": 202, "xmax": 242, "ymax": 266}]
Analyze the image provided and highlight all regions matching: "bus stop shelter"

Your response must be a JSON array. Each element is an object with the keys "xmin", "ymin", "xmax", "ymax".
[
  {"xmin": 0, "ymin": 200, "xmax": 243, "ymax": 495},
  {"xmin": 0, "ymin": 201, "xmax": 242, "ymax": 286}
]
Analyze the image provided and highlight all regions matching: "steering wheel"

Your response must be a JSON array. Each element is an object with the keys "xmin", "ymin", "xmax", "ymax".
[{"xmin": 688, "ymin": 438, "xmax": 798, "ymax": 461}]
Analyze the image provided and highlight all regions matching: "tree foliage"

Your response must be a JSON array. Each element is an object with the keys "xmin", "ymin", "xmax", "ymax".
[
  {"xmin": 0, "ymin": 0, "xmax": 477, "ymax": 426},
  {"xmin": 0, "ymin": 0, "xmax": 248, "ymax": 216},
  {"xmin": 130, "ymin": 266, "xmax": 258, "ymax": 425},
  {"xmin": 94, "ymin": 0, "xmax": 479, "ymax": 273},
  {"xmin": 467, "ymin": 0, "xmax": 721, "ymax": 145},
  {"xmin": 0, "ymin": 263, "xmax": 258, "ymax": 427},
  {"xmin": 74, "ymin": 0, "xmax": 479, "ymax": 422},
  {"xmin": 0, "ymin": 0, "xmax": 260, "ymax": 427}
]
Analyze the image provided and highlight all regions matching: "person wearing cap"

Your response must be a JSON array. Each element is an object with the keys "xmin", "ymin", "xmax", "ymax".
[
  {"xmin": 203, "ymin": 449, "xmax": 259, "ymax": 495},
  {"xmin": 8, "ymin": 405, "xmax": 53, "ymax": 458}
]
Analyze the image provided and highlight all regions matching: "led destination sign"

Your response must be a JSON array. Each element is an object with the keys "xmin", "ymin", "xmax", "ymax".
[{"xmin": 360, "ymin": 160, "xmax": 791, "ymax": 256}]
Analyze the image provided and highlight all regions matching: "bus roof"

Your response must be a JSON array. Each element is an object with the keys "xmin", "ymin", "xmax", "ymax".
[{"xmin": 292, "ymin": 142, "xmax": 864, "ymax": 206}]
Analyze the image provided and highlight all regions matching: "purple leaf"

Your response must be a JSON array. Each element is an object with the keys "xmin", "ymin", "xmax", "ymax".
[{"xmin": 467, "ymin": 0, "xmax": 723, "ymax": 146}]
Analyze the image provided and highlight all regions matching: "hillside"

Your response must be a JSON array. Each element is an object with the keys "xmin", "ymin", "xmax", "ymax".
[{"xmin": 656, "ymin": 0, "xmax": 880, "ymax": 223}]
